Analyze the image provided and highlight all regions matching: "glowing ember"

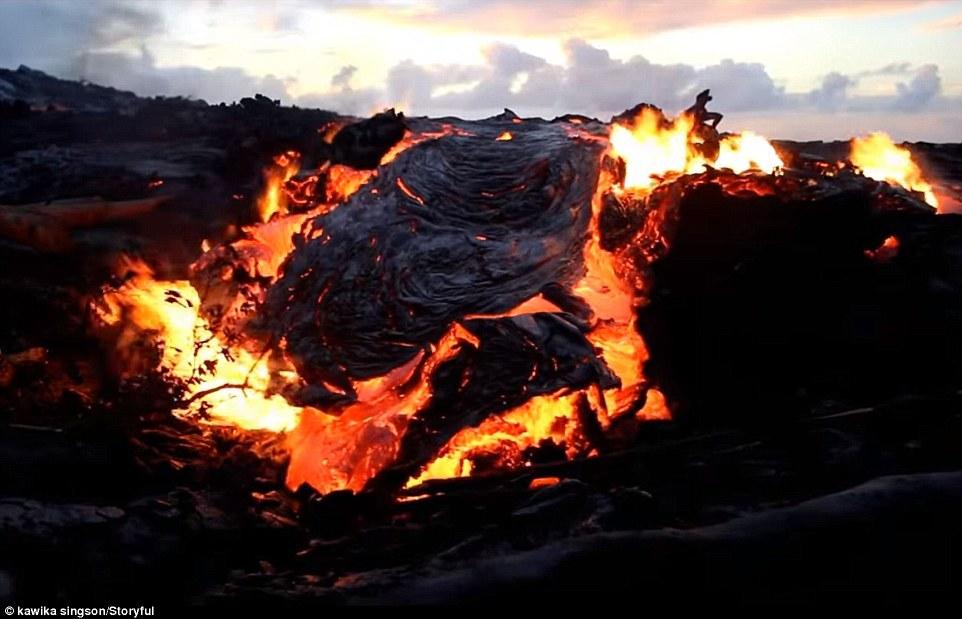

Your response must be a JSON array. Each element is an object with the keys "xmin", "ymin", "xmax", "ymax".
[
  {"xmin": 496, "ymin": 131, "xmax": 513, "ymax": 141},
  {"xmin": 850, "ymin": 132, "xmax": 939, "ymax": 209},
  {"xmin": 865, "ymin": 234, "xmax": 901, "ymax": 263}
]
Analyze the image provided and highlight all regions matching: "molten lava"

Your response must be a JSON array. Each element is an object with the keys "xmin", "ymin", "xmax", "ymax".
[
  {"xmin": 92, "ymin": 99, "xmax": 941, "ymax": 498},
  {"xmin": 850, "ymin": 132, "xmax": 939, "ymax": 209}
]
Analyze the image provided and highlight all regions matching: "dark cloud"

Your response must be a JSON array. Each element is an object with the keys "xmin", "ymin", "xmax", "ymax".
[
  {"xmin": 315, "ymin": 39, "xmax": 786, "ymax": 119},
  {"xmin": 809, "ymin": 72, "xmax": 856, "ymax": 110},
  {"xmin": 91, "ymin": 3, "xmax": 164, "ymax": 46},
  {"xmin": 331, "ymin": 65, "xmax": 358, "ymax": 90},
  {"xmin": 0, "ymin": 1, "xmax": 164, "ymax": 69},
  {"xmin": 65, "ymin": 47, "xmax": 290, "ymax": 103},
  {"xmin": 292, "ymin": 39, "xmax": 948, "ymax": 127},
  {"xmin": 894, "ymin": 64, "xmax": 941, "ymax": 111},
  {"xmin": 0, "ymin": 0, "xmax": 292, "ymax": 104},
  {"xmin": 857, "ymin": 62, "xmax": 913, "ymax": 78}
]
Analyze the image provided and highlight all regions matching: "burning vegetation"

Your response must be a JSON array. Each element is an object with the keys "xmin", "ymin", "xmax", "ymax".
[{"xmin": 87, "ymin": 92, "xmax": 943, "ymax": 497}]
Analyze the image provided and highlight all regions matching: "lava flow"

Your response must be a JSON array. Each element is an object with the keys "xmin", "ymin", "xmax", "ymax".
[{"xmin": 91, "ymin": 96, "xmax": 941, "ymax": 496}]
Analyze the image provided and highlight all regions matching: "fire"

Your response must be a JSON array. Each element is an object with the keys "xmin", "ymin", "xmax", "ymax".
[
  {"xmin": 850, "ymin": 132, "xmax": 939, "ymax": 209},
  {"xmin": 715, "ymin": 131, "xmax": 784, "ymax": 175},
  {"xmin": 91, "ymin": 144, "xmax": 382, "ymax": 436},
  {"xmin": 609, "ymin": 108, "xmax": 782, "ymax": 191},
  {"xmin": 91, "ymin": 257, "xmax": 301, "ymax": 432},
  {"xmin": 257, "ymin": 150, "xmax": 301, "ymax": 222},
  {"xmin": 406, "ymin": 392, "xmax": 583, "ymax": 487},
  {"xmin": 94, "ymin": 104, "xmax": 797, "ymax": 496}
]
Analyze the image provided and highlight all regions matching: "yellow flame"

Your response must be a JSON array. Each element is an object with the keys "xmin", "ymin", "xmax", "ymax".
[
  {"xmin": 256, "ymin": 151, "xmax": 300, "ymax": 222},
  {"xmin": 610, "ymin": 109, "xmax": 782, "ymax": 191},
  {"xmin": 92, "ymin": 258, "xmax": 301, "ymax": 432},
  {"xmin": 715, "ymin": 131, "xmax": 784, "ymax": 175},
  {"xmin": 609, "ymin": 109, "xmax": 695, "ymax": 190},
  {"xmin": 850, "ymin": 132, "xmax": 938, "ymax": 209},
  {"xmin": 406, "ymin": 392, "xmax": 582, "ymax": 488}
]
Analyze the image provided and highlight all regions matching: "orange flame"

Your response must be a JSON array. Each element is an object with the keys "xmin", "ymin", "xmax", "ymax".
[
  {"xmin": 257, "ymin": 150, "xmax": 301, "ymax": 222},
  {"xmin": 850, "ymin": 133, "xmax": 939, "ymax": 209},
  {"xmin": 609, "ymin": 109, "xmax": 782, "ymax": 191},
  {"xmin": 91, "ymin": 150, "xmax": 380, "ymax": 436},
  {"xmin": 92, "ymin": 257, "xmax": 301, "ymax": 432}
]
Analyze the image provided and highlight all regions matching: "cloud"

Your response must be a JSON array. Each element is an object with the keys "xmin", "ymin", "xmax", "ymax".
[
  {"xmin": 0, "ymin": 0, "xmax": 956, "ymax": 139},
  {"xmin": 0, "ymin": 1, "xmax": 164, "ymax": 69},
  {"xmin": 65, "ymin": 47, "xmax": 291, "ymax": 103},
  {"xmin": 90, "ymin": 3, "xmax": 165, "ymax": 46},
  {"xmin": 331, "ymin": 65, "xmax": 358, "ymax": 89},
  {"xmin": 856, "ymin": 62, "xmax": 914, "ymax": 78},
  {"xmin": 299, "ymin": 39, "xmax": 789, "ymax": 119},
  {"xmin": 292, "ymin": 39, "xmax": 950, "ymax": 129},
  {"xmin": 332, "ymin": 0, "xmax": 934, "ymax": 38},
  {"xmin": 894, "ymin": 64, "xmax": 941, "ymax": 111},
  {"xmin": 0, "ymin": 1, "xmax": 291, "ymax": 104},
  {"xmin": 809, "ymin": 72, "xmax": 856, "ymax": 110}
]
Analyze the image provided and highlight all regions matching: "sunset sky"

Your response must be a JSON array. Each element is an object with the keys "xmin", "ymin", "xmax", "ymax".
[{"xmin": 1, "ymin": 0, "xmax": 961, "ymax": 140}]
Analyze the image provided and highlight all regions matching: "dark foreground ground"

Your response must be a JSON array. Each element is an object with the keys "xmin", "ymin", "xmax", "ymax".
[{"xmin": 1, "ymin": 66, "xmax": 961, "ymax": 608}]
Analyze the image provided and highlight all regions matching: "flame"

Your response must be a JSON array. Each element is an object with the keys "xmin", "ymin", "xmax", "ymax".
[
  {"xmin": 496, "ymin": 131, "xmax": 513, "ymax": 141},
  {"xmin": 715, "ymin": 131, "xmax": 784, "ymax": 175},
  {"xmin": 850, "ymin": 133, "xmax": 939, "ymax": 209},
  {"xmin": 91, "ymin": 149, "xmax": 379, "ymax": 436},
  {"xmin": 610, "ymin": 108, "xmax": 782, "ymax": 191},
  {"xmin": 257, "ymin": 150, "xmax": 301, "ymax": 222},
  {"xmin": 406, "ymin": 392, "xmax": 582, "ymax": 487},
  {"xmin": 92, "ymin": 257, "xmax": 301, "ymax": 432}
]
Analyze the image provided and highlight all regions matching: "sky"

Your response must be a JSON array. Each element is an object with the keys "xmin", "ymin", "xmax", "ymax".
[{"xmin": 1, "ymin": 0, "xmax": 961, "ymax": 140}]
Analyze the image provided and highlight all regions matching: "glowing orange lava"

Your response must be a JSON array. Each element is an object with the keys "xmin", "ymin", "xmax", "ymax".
[{"xmin": 94, "ymin": 108, "xmax": 796, "ymax": 495}]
